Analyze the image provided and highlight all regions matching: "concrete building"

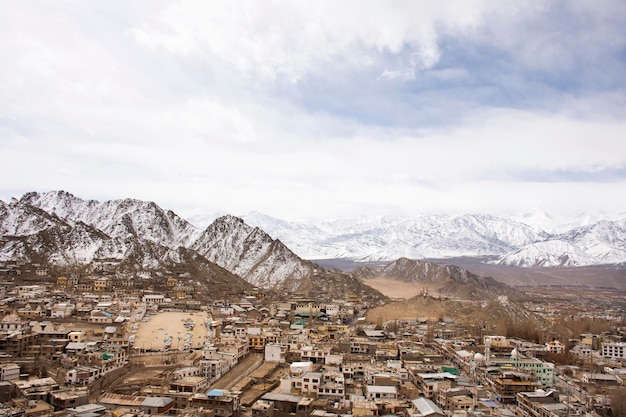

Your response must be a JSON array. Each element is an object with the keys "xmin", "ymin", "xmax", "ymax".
[{"xmin": 602, "ymin": 342, "xmax": 626, "ymax": 360}]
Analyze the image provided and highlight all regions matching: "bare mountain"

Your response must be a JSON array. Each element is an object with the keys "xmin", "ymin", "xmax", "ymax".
[{"xmin": 352, "ymin": 257, "xmax": 524, "ymax": 301}]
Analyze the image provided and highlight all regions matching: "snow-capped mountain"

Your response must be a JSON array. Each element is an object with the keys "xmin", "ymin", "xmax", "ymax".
[
  {"xmin": 234, "ymin": 211, "xmax": 626, "ymax": 267},
  {"xmin": 0, "ymin": 191, "xmax": 198, "ymax": 269},
  {"xmin": 191, "ymin": 215, "xmax": 321, "ymax": 289},
  {"xmin": 20, "ymin": 190, "xmax": 199, "ymax": 248},
  {"xmin": 513, "ymin": 207, "xmax": 620, "ymax": 234},
  {"xmin": 494, "ymin": 219, "xmax": 626, "ymax": 267},
  {"xmin": 239, "ymin": 212, "xmax": 548, "ymax": 261},
  {"xmin": 0, "ymin": 191, "xmax": 329, "ymax": 292},
  {"xmin": 3, "ymin": 191, "xmax": 625, "ymax": 275}
]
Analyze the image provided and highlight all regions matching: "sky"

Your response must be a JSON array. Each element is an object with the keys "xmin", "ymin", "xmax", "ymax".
[{"xmin": 1, "ymin": 1, "xmax": 625, "ymax": 221}]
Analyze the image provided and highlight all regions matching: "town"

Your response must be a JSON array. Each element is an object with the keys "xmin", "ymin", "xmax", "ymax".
[{"xmin": 0, "ymin": 264, "xmax": 624, "ymax": 417}]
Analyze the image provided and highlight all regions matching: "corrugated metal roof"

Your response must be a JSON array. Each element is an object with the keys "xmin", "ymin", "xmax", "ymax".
[
  {"xmin": 411, "ymin": 397, "xmax": 444, "ymax": 416},
  {"xmin": 142, "ymin": 397, "xmax": 173, "ymax": 407}
]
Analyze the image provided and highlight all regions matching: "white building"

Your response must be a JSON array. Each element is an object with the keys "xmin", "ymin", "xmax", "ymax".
[
  {"xmin": 365, "ymin": 385, "xmax": 398, "ymax": 400},
  {"xmin": 265, "ymin": 343, "xmax": 286, "ymax": 363},
  {"xmin": 143, "ymin": 294, "xmax": 166, "ymax": 305},
  {"xmin": 50, "ymin": 303, "xmax": 75, "ymax": 319},
  {"xmin": 66, "ymin": 366, "xmax": 101, "ymax": 385},
  {"xmin": 602, "ymin": 342, "xmax": 626, "ymax": 360},
  {"xmin": 0, "ymin": 363, "xmax": 20, "ymax": 381}
]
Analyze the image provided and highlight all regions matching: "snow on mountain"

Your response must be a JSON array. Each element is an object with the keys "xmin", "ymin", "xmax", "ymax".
[
  {"xmin": 3, "ymin": 191, "xmax": 625, "ymax": 272},
  {"xmin": 0, "ymin": 191, "xmax": 198, "ymax": 270},
  {"xmin": 241, "ymin": 212, "xmax": 548, "ymax": 261},
  {"xmin": 0, "ymin": 198, "xmax": 66, "ymax": 236},
  {"xmin": 240, "ymin": 210, "xmax": 626, "ymax": 267},
  {"xmin": 513, "ymin": 208, "xmax": 619, "ymax": 234},
  {"xmin": 187, "ymin": 211, "xmax": 230, "ymax": 230},
  {"xmin": 21, "ymin": 191, "xmax": 199, "ymax": 247},
  {"xmin": 494, "ymin": 219, "xmax": 626, "ymax": 267},
  {"xmin": 191, "ymin": 215, "xmax": 320, "ymax": 289}
]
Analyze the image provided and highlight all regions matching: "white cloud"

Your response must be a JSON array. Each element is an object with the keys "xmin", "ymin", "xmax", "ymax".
[
  {"xmin": 131, "ymin": 0, "xmax": 492, "ymax": 82},
  {"xmin": 1, "ymin": 1, "xmax": 625, "ymax": 220}
]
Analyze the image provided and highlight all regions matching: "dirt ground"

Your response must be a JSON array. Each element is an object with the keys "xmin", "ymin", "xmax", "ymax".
[
  {"xmin": 363, "ymin": 277, "xmax": 442, "ymax": 299},
  {"xmin": 132, "ymin": 311, "xmax": 210, "ymax": 352}
]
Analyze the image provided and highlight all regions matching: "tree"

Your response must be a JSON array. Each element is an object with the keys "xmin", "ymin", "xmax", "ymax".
[{"xmin": 611, "ymin": 387, "xmax": 626, "ymax": 417}]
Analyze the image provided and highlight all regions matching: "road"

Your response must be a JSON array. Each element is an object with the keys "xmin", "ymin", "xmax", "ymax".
[{"xmin": 212, "ymin": 353, "xmax": 264, "ymax": 390}]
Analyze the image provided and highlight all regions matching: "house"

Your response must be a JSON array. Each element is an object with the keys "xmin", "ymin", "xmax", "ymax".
[
  {"xmin": 97, "ymin": 393, "xmax": 175, "ymax": 414},
  {"xmin": 265, "ymin": 343, "xmax": 286, "ymax": 363},
  {"xmin": 412, "ymin": 372, "xmax": 456, "ymax": 399},
  {"xmin": 408, "ymin": 397, "xmax": 445, "ymax": 417},
  {"xmin": 365, "ymin": 385, "xmax": 398, "ymax": 400},
  {"xmin": 581, "ymin": 373, "xmax": 622, "ymax": 386},
  {"xmin": 0, "ymin": 362, "xmax": 20, "ymax": 381},
  {"xmin": 187, "ymin": 389, "xmax": 240, "ymax": 417},
  {"xmin": 66, "ymin": 366, "xmax": 101, "ymax": 385},
  {"xmin": 516, "ymin": 390, "xmax": 564, "ymax": 417},
  {"xmin": 88, "ymin": 310, "xmax": 113, "ymax": 324},
  {"xmin": 49, "ymin": 387, "xmax": 90, "ymax": 409},
  {"xmin": 545, "ymin": 340, "xmax": 565, "ymax": 354}
]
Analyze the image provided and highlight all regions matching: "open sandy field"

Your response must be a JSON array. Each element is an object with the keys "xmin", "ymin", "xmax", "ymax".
[
  {"xmin": 132, "ymin": 311, "xmax": 210, "ymax": 352},
  {"xmin": 362, "ymin": 277, "xmax": 443, "ymax": 300}
]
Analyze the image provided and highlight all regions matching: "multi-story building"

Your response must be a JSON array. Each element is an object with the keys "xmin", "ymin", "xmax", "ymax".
[
  {"xmin": 188, "ymin": 389, "xmax": 240, "ymax": 417},
  {"xmin": 602, "ymin": 342, "xmax": 626, "ymax": 360},
  {"xmin": 487, "ymin": 350, "xmax": 555, "ymax": 387},
  {"xmin": 0, "ymin": 362, "xmax": 20, "ymax": 381},
  {"xmin": 492, "ymin": 373, "xmax": 538, "ymax": 404},
  {"xmin": 66, "ymin": 366, "xmax": 101, "ymax": 385},
  {"xmin": 301, "ymin": 345, "xmax": 332, "ymax": 364},
  {"xmin": 411, "ymin": 372, "xmax": 456, "ymax": 400},
  {"xmin": 516, "ymin": 389, "xmax": 563, "ymax": 417}
]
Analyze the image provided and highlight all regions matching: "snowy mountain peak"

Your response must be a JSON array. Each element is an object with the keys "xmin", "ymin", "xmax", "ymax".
[{"xmin": 191, "ymin": 215, "xmax": 317, "ymax": 289}]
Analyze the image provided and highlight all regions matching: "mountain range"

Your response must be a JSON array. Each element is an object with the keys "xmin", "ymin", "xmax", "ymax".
[
  {"xmin": 0, "ymin": 191, "xmax": 387, "ymax": 304},
  {"xmin": 229, "ymin": 211, "xmax": 626, "ymax": 267},
  {"xmin": 1, "ymin": 190, "xmax": 625, "ymax": 288}
]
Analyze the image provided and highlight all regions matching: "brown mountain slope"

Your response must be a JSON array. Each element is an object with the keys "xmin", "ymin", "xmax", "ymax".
[
  {"xmin": 353, "ymin": 257, "xmax": 526, "ymax": 301},
  {"xmin": 367, "ymin": 295, "xmax": 542, "ymax": 330},
  {"xmin": 281, "ymin": 270, "xmax": 389, "ymax": 306}
]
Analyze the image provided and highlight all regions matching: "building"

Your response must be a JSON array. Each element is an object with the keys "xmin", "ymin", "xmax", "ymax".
[
  {"xmin": 0, "ymin": 362, "xmax": 20, "ymax": 381},
  {"xmin": 545, "ymin": 340, "xmax": 565, "ymax": 355},
  {"xmin": 412, "ymin": 372, "xmax": 456, "ymax": 399},
  {"xmin": 487, "ymin": 349, "xmax": 555, "ymax": 387},
  {"xmin": 516, "ymin": 390, "xmax": 564, "ymax": 417},
  {"xmin": 602, "ymin": 342, "xmax": 626, "ymax": 360},
  {"xmin": 492, "ymin": 373, "xmax": 538, "ymax": 404},
  {"xmin": 408, "ymin": 397, "xmax": 445, "ymax": 417},
  {"xmin": 265, "ymin": 343, "xmax": 286, "ymax": 363},
  {"xmin": 365, "ymin": 385, "xmax": 398, "ymax": 401},
  {"xmin": 188, "ymin": 389, "xmax": 240, "ymax": 417},
  {"xmin": 97, "ymin": 393, "xmax": 175, "ymax": 414}
]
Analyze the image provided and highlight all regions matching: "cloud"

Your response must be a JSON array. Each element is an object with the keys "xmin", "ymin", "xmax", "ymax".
[{"xmin": 0, "ymin": 1, "xmax": 625, "ymax": 220}]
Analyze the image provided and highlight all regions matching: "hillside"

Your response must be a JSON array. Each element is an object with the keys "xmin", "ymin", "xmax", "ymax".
[
  {"xmin": 0, "ymin": 192, "xmax": 388, "ymax": 300},
  {"xmin": 353, "ymin": 257, "xmax": 524, "ymax": 301},
  {"xmin": 366, "ymin": 295, "xmax": 542, "ymax": 331},
  {"xmin": 191, "ymin": 215, "xmax": 321, "ymax": 289}
]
